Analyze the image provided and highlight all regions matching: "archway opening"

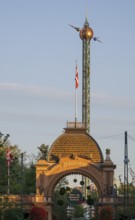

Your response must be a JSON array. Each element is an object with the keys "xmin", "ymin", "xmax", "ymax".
[{"xmin": 51, "ymin": 173, "xmax": 99, "ymax": 220}]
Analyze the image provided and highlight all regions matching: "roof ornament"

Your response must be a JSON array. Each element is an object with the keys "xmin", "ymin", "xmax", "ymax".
[{"xmin": 69, "ymin": 23, "xmax": 102, "ymax": 43}]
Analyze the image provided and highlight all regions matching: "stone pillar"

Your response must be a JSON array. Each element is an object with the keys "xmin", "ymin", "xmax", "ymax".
[
  {"xmin": 47, "ymin": 205, "xmax": 52, "ymax": 220},
  {"xmin": 45, "ymin": 197, "xmax": 52, "ymax": 220},
  {"xmin": 101, "ymin": 149, "xmax": 116, "ymax": 204}
]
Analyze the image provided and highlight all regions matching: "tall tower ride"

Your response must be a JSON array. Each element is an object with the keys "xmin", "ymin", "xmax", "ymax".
[
  {"xmin": 79, "ymin": 18, "xmax": 93, "ymax": 133},
  {"xmin": 70, "ymin": 17, "xmax": 94, "ymax": 133}
]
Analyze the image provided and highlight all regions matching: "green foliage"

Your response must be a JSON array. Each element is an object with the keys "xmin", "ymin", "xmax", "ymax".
[
  {"xmin": 0, "ymin": 148, "xmax": 8, "ymax": 193},
  {"xmin": 73, "ymin": 205, "xmax": 85, "ymax": 218},
  {"xmin": 116, "ymin": 182, "xmax": 135, "ymax": 219},
  {"xmin": 87, "ymin": 195, "xmax": 94, "ymax": 205},
  {"xmin": 0, "ymin": 133, "xmax": 10, "ymax": 147},
  {"xmin": 52, "ymin": 177, "xmax": 69, "ymax": 219},
  {"xmin": 90, "ymin": 190, "xmax": 98, "ymax": 202},
  {"xmin": 0, "ymin": 196, "xmax": 24, "ymax": 220},
  {"xmin": 57, "ymin": 199, "xmax": 64, "ymax": 206},
  {"xmin": 52, "ymin": 189, "xmax": 69, "ymax": 219},
  {"xmin": 118, "ymin": 182, "xmax": 135, "ymax": 195},
  {"xmin": 4, "ymin": 208, "xmax": 24, "ymax": 220},
  {"xmin": 23, "ymin": 162, "xmax": 36, "ymax": 194}
]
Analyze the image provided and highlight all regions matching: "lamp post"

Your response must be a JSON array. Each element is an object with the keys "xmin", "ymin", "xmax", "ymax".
[
  {"xmin": 124, "ymin": 131, "xmax": 129, "ymax": 218},
  {"xmin": 20, "ymin": 153, "xmax": 24, "ymax": 212}
]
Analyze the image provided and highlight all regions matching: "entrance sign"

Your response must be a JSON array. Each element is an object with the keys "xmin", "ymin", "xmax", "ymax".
[{"xmin": 67, "ymin": 188, "xmax": 83, "ymax": 206}]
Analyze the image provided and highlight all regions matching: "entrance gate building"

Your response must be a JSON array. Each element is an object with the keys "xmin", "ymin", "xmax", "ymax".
[{"xmin": 35, "ymin": 122, "xmax": 116, "ymax": 220}]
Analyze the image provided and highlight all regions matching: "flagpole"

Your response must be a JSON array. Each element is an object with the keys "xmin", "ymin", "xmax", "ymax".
[
  {"xmin": 21, "ymin": 153, "xmax": 24, "ymax": 212},
  {"xmin": 6, "ymin": 147, "xmax": 13, "ymax": 195},
  {"xmin": 75, "ymin": 61, "xmax": 78, "ymax": 126},
  {"xmin": 7, "ymin": 164, "xmax": 10, "ymax": 195},
  {"xmin": 75, "ymin": 88, "xmax": 77, "ymax": 126}
]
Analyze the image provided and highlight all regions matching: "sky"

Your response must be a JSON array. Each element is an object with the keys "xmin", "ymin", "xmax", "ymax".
[{"xmin": 0, "ymin": 0, "xmax": 135, "ymax": 182}]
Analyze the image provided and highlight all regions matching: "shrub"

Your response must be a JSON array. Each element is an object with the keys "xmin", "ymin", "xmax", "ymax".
[
  {"xmin": 30, "ymin": 205, "xmax": 47, "ymax": 220},
  {"xmin": 100, "ymin": 206, "xmax": 113, "ymax": 220},
  {"xmin": 4, "ymin": 208, "xmax": 24, "ymax": 220},
  {"xmin": 87, "ymin": 195, "xmax": 94, "ymax": 205}
]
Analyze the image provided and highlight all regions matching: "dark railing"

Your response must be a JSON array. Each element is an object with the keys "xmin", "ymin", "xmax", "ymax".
[{"xmin": 0, "ymin": 194, "xmax": 35, "ymax": 205}]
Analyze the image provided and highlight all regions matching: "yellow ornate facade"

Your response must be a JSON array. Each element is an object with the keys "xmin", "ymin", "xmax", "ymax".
[{"xmin": 35, "ymin": 123, "xmax": 116, "ymax": 220}]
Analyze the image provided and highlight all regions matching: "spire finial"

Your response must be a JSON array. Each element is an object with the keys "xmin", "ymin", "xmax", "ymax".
[
  {"xmin": 84, "ymin": 0, "xmax": 89, "ymax": 27},
  {"xmin": 85, "ymin": 0, "xmax": 88, "ymax": 21},
  {"xmin": 76, "ymin": 60, "xmax": 77, "ymax": 68}
]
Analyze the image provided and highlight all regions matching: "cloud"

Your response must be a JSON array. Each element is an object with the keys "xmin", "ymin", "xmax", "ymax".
[
  {"xmin": 0, "ymin": 82, "xmax": 70, "ymax": 100},
  {"xmin": 0, "ymin": 110, "xmax": 66, "ymax": 126},
  {"xmin": 0, "ymin": 82, "xmax": 135, "ymax": 115},
  {"xmin": 91, "ymin": 91, "xmax": 135, "ymax": 111}
]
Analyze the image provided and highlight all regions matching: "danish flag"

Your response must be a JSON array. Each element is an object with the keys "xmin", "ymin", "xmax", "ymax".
[
  {"xmin": 75, "ymin": 65, "xmax": 79, "ymax": 89},
  {"xmin": 6, "ymin": 147, "xmax": 13, "ymax": 166}
]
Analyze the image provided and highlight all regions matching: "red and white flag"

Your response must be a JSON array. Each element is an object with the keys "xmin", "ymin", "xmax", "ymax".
[
  {"xmin": 75, "ymin": 65, "xmax": 79, "ymax": 89},
  {"xmin": 6, "ymin": 147, "xmax": 13, "ymax": 167}
]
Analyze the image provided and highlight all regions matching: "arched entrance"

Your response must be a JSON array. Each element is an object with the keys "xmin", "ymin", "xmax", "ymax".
[{"xmin": 35, "ymin": 122, "xmax": 116, "ymax": 220}]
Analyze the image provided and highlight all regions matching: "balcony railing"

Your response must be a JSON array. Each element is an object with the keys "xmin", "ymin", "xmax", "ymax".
[{"xmin": 66, "ymin": 121, "xmax": 86, "ymax": 129}]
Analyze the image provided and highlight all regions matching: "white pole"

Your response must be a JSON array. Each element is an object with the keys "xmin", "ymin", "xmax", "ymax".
[
  {"xmin": 75, "ymin": 85, "xmax": 77, "ymax": 123},
  {"xmin": 75, "ymin": 61, "xmax": 78, "ymax": 126}
]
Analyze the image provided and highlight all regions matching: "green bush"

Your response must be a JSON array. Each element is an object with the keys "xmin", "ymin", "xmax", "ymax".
[{"xmin": 4, "ymin": 209, "xmax": 24, "ymax": 220}]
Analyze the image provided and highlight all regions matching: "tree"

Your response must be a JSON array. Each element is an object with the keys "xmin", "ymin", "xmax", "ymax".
[
  {"xmin": 23, "ymin": 155, "xmax": 36, "ymax": 195},
  {"xmin": 0, "ymin": 143, "xmax": 36, "ymax": 195},
  {"xmin": 118, "ymin": 181, "xmax": 135, "ymax": 196},
  {"xmin": 4, "ymin": 208, "xmax": 24, "ymax": 220},
  {"xmin": 117, "ymin": 181, "xmax": 135, "ymax": 218},
  {"xmin": 52, "ymin": 177, "xmax": 69, "ymax": 220},
  {"xmin": 0, "ymin": 132, "xmax": 10, "ymax": 147},
  {"xmin": 0, "ymin": 196, "xmax": 24, "ymax": 220}
]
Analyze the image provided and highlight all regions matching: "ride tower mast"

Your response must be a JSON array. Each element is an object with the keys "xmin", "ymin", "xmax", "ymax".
[
  {"xmin": 70, "ymin": 16, "xmax": 95, "ymax": 133},
  {"xmin": 79, "ymin": 18, "xmax": 93, "ymax": 133}
]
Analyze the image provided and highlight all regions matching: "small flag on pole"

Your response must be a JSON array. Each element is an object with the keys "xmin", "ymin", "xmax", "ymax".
[
  {"xmin": 75, "ymin": 64, "xmax": 79, "ymax": 89},
  {"xmin": 6, "ymin": 147, "xmax": 13, "ymax": 167}
]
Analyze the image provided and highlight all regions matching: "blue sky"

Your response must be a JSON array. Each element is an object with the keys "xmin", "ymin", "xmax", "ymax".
[{"xmin": 0, "ymin": 0, "xmax": 135, "ymax": 181}]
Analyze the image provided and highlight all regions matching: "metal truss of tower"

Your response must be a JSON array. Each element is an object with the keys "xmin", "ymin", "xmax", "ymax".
[
  {"xmin": 80, "ymin": 18, "xmax": 93, "ymax": 198},
  {"xmin": 82, "ymin": 20, "xmax": 91, "ymax": 134}
]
